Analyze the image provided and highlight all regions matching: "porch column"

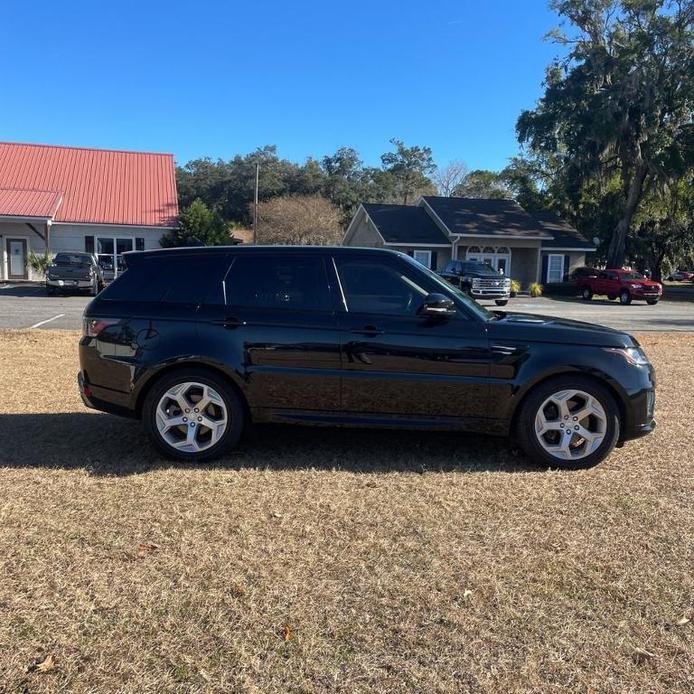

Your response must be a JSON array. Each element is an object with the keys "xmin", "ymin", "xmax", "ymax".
[
  {"xmin": 536, "ymin": 247, "xmax": 542, "ymax": 283},
  {"xmin": 46, "ymin": 220, "xmax": 52, "ymax": 252}
]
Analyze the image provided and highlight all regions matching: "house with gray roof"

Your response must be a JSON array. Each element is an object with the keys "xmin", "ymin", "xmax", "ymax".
[{"xmin": 343, "ymin": 196, "xmax": 595, "ymax": 287}]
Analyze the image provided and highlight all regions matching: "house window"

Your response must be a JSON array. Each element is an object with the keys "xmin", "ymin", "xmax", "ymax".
[
  {"xmin": 96, "ymin": 237, "xmax": 134, "ymax": 278},
  {"xmin": 547, "ymin": 254, "xmax": 565, "ymax": 283},
  {"xmin": 465, "ymin": 246, "xmax": 511, "ymax": 275},
  {"xmin": 412, "ymin": 250, "xmax": 432, "ymax": 268}
]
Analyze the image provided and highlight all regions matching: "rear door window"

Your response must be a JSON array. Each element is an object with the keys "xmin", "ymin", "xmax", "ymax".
[{"xmin": 225, "ymin": 255, "xmax": 333, "ymax": 312}]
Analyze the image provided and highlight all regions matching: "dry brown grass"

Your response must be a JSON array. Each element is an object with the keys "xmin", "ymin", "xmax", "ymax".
[{"xmin": 0, "ymin": 330, "xmax": 692, "ymax": 693}]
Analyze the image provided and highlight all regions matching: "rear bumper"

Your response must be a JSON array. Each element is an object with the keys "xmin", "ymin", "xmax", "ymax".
[
  {"xmin": 78, "ymin": 371, "xmax": 136, "ymax": 418},
  {"xmin": 47, "ymin": 278, "xmax": 92, "ymax": 288}
]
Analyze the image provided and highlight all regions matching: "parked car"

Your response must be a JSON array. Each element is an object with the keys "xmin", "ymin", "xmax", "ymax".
[
  {"xmin": 46, "ymin": 252, "xmax": 104, "ymax": 296},
  {"xmin": 439, "ymin": 260, "xmax": 511, "ymax": 306},
  {"xmin": 576, "ymin": 269, "xmax": 663, "ymax": 305},
  {"xmin": 667, "ymin": 270, "xmax": 694, "ymax": 281},
  {"xmin": 78, "ymin": 247, "xmax": 656, "ymax": 469}
]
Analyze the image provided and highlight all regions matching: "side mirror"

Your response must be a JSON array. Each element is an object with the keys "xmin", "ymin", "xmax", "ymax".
[{"xmin": 417, "ymin": 293, "xmax": 456, "ymax": 318}]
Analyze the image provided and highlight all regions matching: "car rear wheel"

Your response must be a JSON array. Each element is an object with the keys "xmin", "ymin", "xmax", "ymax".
[
  {"xmin": 515, "ymin": 376, "xmax": 620, "ymax": 469},
  {"xmin": 495, "ymin": 299, "xmax": 508, "ymax": 306},
  {"xmin": 581, "ymin": 287, "xmax": 593, "ymax": 300},
  {"xmin": 142, "ymin": 368, "xmax": 245, "ymax": 462},
  {"xmin": 619, "ymin": 290, "xmax": 632, "ymax": 305}
]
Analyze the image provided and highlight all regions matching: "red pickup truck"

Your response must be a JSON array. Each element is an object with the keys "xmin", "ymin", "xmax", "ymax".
[{"xmin": 576, "ymin": 269, "xmax": 663, "ymax": 305}]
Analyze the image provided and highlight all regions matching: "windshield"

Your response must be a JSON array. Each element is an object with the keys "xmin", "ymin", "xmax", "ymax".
[
  {"xmin": 403, "ymin": 255, "xmax": 493, "ymax": 321},
  {"xmin": 621, "ymin": 271, "xmax": 645, "ymax": 280},
  {"xmin": 54, "ymin": 253, "xmax": 91, "ymax": 266},
  {"xmin": 459, "ymin": 261, "xmax": 499, "ymax": 277}
]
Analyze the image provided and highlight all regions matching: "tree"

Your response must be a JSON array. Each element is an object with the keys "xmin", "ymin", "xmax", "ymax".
[
  {"xmin": 629, "ymin": 178, "xmax": 694, "ymax": 280},
  {"xmin": 433, "ymin": 160, "xmax": 469, "ymax": 196},
  {"xmin": 255, "ymin": 195, "xmax": 342, "ymax": 245},
  {"xmin": 161, "ymin": 198, "xmax": 231, "ymax": 247},
  {"xmin": 500, "ymin": 157, "xmax": 552, "ymax": 211},
  {"xmin": 517, "ymin": 0, "xmax": 694, "ymax": 268},
  {"xmin": 453, "ymin": 169, "xmax": 510, "ymax": 198},
  {"xmin": 380, "ymin": 138, "xmax": 436, "ymax": 204}
]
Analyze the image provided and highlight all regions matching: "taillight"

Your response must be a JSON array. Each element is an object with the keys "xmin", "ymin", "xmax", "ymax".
[{"xmin": 83, "ymin": 318, "xmax": 120, "ymax": 337}]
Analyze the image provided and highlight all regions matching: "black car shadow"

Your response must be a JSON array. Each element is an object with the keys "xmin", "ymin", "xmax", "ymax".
[{"xmin": 0, "ymin": 412, "xmax": 536, "ymax": 476}]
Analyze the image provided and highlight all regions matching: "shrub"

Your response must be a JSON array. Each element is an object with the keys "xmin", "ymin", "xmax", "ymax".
[
  {"xmin": 529, "ymin": 282, "xmax": 544, "ymax": 298},
  {"xmin": 510, "ymin": 279, "xmax": 521, "ymax": 296},
  {"xmin": 27, "ymin": 249, "xmax": 53, "ymax": 277}
]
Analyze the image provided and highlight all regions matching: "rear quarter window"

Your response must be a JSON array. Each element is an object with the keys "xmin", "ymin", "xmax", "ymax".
[{"xmin": 99, "ymin": 254, "xmax": 230, "ymax": 305}]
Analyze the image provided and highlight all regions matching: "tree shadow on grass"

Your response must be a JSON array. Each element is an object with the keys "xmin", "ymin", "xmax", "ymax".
[{"xmin": 0, "ymin": 412, "xmax": 538, "ymax": 477}]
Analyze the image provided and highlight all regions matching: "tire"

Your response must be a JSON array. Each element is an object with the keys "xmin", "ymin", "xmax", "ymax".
[
  {"xmin": 581, "ymin": 287, "xmax": 593, "ymax": 300},
  {"xmin": 619, "ymin": 290, "xmax": 632, "ymax": 305},
  {"xmin": 142, "ymin": 367, "xmax": 246, "ymax": 462},
  {"xmin": 89, "ymin": 278, "xmax": 99, "ymax": 296},
  {"xmin": 514, "ymin": 375, "xmax": 620, "ymax": 470},
  {"xmin": 646, "ymin": 298, "xmax": 659, "ymax": 305},
  {"xmin": 495, "ymin": 300, "xmax": 508, "ymax": 306}
]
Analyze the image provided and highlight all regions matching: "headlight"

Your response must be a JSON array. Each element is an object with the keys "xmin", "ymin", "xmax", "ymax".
[
  {"xmin": 603, "ymin": 347, "xmax": 650, "ymax": 365},
  {"xmin": 629, "ymin": 283, "xmax": 641, "ymax": 289}
]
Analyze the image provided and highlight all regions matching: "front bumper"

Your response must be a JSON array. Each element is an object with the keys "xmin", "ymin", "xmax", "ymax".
[{"xmin": 471, "ymin": 289, "xmax": 510, "ymax": 299}]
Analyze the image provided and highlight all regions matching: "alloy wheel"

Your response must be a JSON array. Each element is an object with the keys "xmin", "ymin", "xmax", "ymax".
[
  {"xmin": 155, "ymin": 381, "xmax": 228, "ymax": 453},
  {"xmin": 534, "ymin": 389, "xmax": 607, "ymax": 461}
]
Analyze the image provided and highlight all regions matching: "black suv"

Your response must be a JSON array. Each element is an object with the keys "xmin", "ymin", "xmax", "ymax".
[
  {"xmin": 439, "ymin": 260, "xmax": 511, "ymax": 306},
  {"xmin": 79, "ymin": 246, "xmax": 655, "ymax": 469}
]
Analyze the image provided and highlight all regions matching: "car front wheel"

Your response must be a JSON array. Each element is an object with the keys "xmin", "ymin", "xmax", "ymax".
[
  {"xmin": 619, "ymin": 290, "xmax": 632, "ymax": 305},
  {"xmin": 515, "ymin": 376, "xmax": 620, "ymax": 469},
  {"xmin": 142, "ymin": 368, "xmax": 245, "ymax": 461},
  {"xmin": 646, "ymin": 298, "xmax": 659, "ymax": 305},
  {"xmin": 495, "ymin": 299, "xmax": 508, "ymax": 306},
  {"xmin": 581, "ymin": 287, "xmax": 593, "ymax": 300}
]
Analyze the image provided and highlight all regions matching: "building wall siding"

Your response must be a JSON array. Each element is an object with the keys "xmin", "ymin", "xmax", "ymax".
[
  {"xmin": 0, "ymin": 220, "xmax": 167, "ymax": 281},
  {"xmin": 345, "ymin": 215, "xmax": 384, "ymax": 247}
]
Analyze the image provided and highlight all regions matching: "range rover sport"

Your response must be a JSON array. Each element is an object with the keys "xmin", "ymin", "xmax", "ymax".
[{"xmin": 78, "ymin": 246, "xmax": 656, "ymax": 469}]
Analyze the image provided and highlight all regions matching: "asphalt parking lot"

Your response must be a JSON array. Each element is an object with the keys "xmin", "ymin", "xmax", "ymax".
[{"xmin": 1, "ymin": 282, "xmax": 692, "ymax": 331}]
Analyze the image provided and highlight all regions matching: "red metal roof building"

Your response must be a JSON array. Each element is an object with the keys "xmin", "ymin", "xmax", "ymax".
[{"xmin": 0, "ymin": 141, "xmax": 178, "ymax": 281}]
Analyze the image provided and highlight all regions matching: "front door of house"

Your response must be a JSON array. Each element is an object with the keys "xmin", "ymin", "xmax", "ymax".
[{"xmin": 7, "ymin": 239, "xmax": 28, "ymax": 280}]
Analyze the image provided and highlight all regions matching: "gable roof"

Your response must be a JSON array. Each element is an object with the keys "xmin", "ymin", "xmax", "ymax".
[
  {"xmin": 421, "ymin": 196, "xmax": 553, "ymax": 239},
  {"xmin": 0, "ymin": 141, "xmax": 178, "ymax": 227},
  {"xmin": 531, "ymin": 211, "xmax": 595, "ymax": 249},
  {"xmin": 0, "ymin": 188, "xmax": 63, "ymax": 219},
  {"xmin": 362, "ymin": 203, "xmax": 450, "ymax": 245}
]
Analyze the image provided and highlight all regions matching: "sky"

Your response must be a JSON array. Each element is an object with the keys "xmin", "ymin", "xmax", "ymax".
[{"xmin": 0, "ymin": 0, "xmax": 566, "ymax": 172}]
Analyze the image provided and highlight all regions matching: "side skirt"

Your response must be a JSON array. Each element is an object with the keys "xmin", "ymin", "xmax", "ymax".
[{"xmin": 251, "ymin": 408, "xmax": 508, "ymax": 436}]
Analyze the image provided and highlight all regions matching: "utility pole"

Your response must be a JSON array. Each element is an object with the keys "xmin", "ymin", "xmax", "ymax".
[{"xmin": 253, "ymin": 162, "xmax": 259, "ymax": 244}]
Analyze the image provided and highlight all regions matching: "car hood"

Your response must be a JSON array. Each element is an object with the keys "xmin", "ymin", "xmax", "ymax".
[
  {"xmin": 487, "ymin": 311, "xmax": 636, "ymax": 348},
  {"xmin": 626, "ymin": 279, "xmax": 661, "ymax": 288}
]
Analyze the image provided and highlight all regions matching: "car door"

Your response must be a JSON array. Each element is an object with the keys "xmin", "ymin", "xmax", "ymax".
[
  {"xmin": 332, "ymin": 253, "xmax": 492, "ymax": 423},
  {"xmin": 197, "ymin": 251, "xmax": 342, "ymax": 416}
]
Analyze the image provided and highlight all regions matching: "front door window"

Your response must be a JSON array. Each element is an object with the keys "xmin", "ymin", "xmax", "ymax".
[{"xmin": 8, "ymin": 239, "xmax": 28, "ymax": 279}]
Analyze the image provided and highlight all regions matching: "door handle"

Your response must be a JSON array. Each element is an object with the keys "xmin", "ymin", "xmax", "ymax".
[
  {"xmin": 350, "ymin": 326, "xmax": 384, "ymax": 337},
  {"xmin": 212, "ymin": 317, "xmax": 244, "ymax": 329},
  {"xmin": 491, "ymin": 344, "xmax": 518, "ymax": 356}
]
